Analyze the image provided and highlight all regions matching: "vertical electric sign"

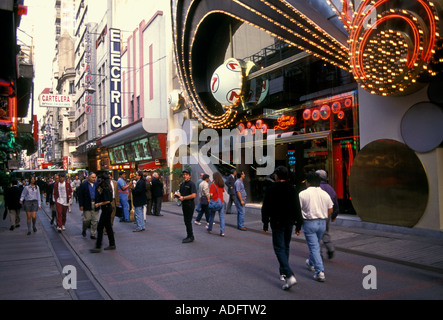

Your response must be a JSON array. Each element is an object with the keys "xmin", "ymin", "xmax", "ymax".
[
  {"xmin": 110, "ymin": 28, "xmax": 122, "ymax": 131},
  {"xmin": 84, "ymin": 25, "xmax": 93, "ymax": 114}
]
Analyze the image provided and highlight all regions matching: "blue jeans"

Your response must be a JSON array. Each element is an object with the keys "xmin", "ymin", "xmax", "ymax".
[
  {"xmin": 119, "ymin": 194, "xmax": 130, "ymax": 221},
  {"xmin": 234, "ymin": 197, "xmax": 245, "ymax": 229},
  {"xmin": 272, "ymin": 225, "xmax": 294, "ymax": 277},
  {"xmin": 134, "ymin": 206, "xmax": 145, "ymax": 230},
  {"xmin": 302, "ymin": 219, "xmax": 327, "ymax": 274},
  {"xmin": 195, "ymin": 203, "xmax": 209, "ymax": 222},
  {"xmin": 208, "ymin": 204, "xmax": 225, "ymax": 234}
]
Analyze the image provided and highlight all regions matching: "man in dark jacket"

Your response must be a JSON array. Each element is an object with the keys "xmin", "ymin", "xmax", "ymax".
[
  {"xmin": 178, "ymin": 169, "xmax": 197, "ymax": 243},
  {"xmin": 78, "ymin": 173, "xmax": 99, "ymax": 238},
  {"xmin": 225, "ymin": 169, "xmax": 236, "ymax": 214},
  {"xmin": 262, "ymin": 166, "xmax": 303, "ymax": 290},
  {"xmin": 151, "ymin": 172, "xmax": 163, "ymax": 216},
  {"xmin": 5, "ymin": 179, "xmax": 22, "ymax": 231},
  {"xmin": 131, "ymin": 171, "xmax": 147, "ymax": 232},
  {"xmin": 45, "ymin": 176, "xmax": 58, "ymax": 225}
]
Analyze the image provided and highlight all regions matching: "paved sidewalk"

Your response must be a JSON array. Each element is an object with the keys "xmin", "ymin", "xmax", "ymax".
[
  {"xmin": 0, "ymin": 202, "xmax": 73, "ymax": 299},
  {"xmin": 162, "ymin": 202, "xmax": 443, "ymax": 274},
  {"xmin": 1, "ymin": 198, "xmax": 443, "ymax": 300},
  {"xmin": 0, "ymin": 199, "xmax": 106, "ymax": 300}
]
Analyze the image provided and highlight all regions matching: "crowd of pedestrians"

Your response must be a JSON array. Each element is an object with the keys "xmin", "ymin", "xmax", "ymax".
[
  {"xmin": 3, "ymin": 165, "xmax": 339, "ymax": 290},
  {"xmin": 189, "ymin": 166, "xmax": 338, "ymax": 290}
]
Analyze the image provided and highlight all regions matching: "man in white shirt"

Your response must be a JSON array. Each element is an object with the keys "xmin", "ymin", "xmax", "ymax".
[{"xmin": 299, "ymin": 172, "xmax": 333, "ymax": 282}]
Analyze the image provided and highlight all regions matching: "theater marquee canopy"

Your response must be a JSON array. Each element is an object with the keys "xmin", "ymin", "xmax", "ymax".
[{"xmin": 171, "ymin": 0, "xmax": 443, "ymax": 128}]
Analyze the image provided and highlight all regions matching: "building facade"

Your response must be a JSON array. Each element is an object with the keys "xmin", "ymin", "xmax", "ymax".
[
  {"xmin": 171, "ymin": 0, "xmax": 443, "ymax": 231},
  {"xmin": 98, "ymin": 3, "xmax": 175, "ymax": 195}
]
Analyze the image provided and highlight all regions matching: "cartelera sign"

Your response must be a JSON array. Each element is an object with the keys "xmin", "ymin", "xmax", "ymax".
[
  {"xmin": 110, "ymin": 28, "xmax": 122, "ymax": 131},
  {"xmin": 39, "ymin": 94, "xmax": 73, "ymax": 108}
]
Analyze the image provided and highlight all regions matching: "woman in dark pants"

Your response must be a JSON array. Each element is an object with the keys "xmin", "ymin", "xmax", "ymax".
[{"xmin": 90, "ymin": 175, "xmax": 116, "ymax": 253}]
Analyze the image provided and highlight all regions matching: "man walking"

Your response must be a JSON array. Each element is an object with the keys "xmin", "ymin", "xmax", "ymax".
[
  {"xmin": 45, "ymin": 175, "xmax": 58, "ymax": 225},
  {"xmin": 194, "ymin": 173, "xmax": 205, "ymax": 216},
  {"xmin": 151, "ymin": 172, "xmax": 164, "ymax": 216},
  {"xmin": 178, "ymin": 169, "xmax": 197, "ymax": 243},
  {"xmin": 117, "ymin": 171, "xmax": 131, "ymax": 222},
  {"xmin": 108, "ymin": 172, "xmax": 120, "ymax": 229},
  {"xmin": 299, "ymin": 172, "xmax": 333, "ymax": 282},
  {"xmin": 78, "ymin": 173, "xmax": 99, "ymax": 238},
  {"xmin": 315, "ymin": 170, "xmax": 339, "ymax": 259},
  {"xmin": 143, "ymin": 171, "xmax": 152, "ymax": 219},
  {"xmin": 71, "ymin": 175, "xmax": 81, "ymax": 203},
  {"xmin": 262, "ymin": 166, "xmax": 303, "ymax": 290},
  {"xmin": 234, "ymin": 170, "xmax": 247, "ymax": 231},
  {"xmin": 5, "ymin": 179, "xmax": 22, "ymax": 231},
  {"xmin": 53, "ymin": 173, "xmax": 73, "ymax": 233},
  {"xmin": 225, "ymin": 169, "xmax": 236, "ymax": 214},
  {"xmin": 132, "ymin": 171, "xmax": 147, "ymax": 232},
  {"xmin": 194, "ymin": 174, "xmax": 210, "ymax": 225}
]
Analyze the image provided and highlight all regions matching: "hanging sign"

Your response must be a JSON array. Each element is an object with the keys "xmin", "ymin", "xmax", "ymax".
[{"xmin": 109, "ymin": 28, "xmax": 122, "ymax": 131}]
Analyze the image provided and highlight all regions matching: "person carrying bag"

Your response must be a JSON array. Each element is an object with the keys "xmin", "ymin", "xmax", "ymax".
[{"xmin": 207, "ymin": 172, "xmax": 226, "ymax": 236}]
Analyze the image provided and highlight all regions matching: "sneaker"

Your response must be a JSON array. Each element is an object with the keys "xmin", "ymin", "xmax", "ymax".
[
  {"xmin": 306, "ymin": 259, "xmax": 315, "ymax": 272},
  {"xmin": 62, "ymin": 225, "xmax": 66, "ymax": 231},
  {"xmin": 220, "ymin": 233, "xmax": 225, "ymax": 237},
  {"xmin": 280, "ymin": 274, "xmax": 286, "ymax": 282},
  {"xmin": 57, "ymin": 227, "xmax": 62, "ymax": 233},
  {"xmin": 194, "ymin": 221, "xmax": 201, "ymax": 225},
  {"xmin": 282, "ymin": 275, "xmax": 297, "ymax": 290},
  {"xmin": 314, "ymin": 272, "xmax": 325, "ymax": 282}
]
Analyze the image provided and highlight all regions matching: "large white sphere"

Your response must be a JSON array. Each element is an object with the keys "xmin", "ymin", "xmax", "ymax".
[{"xmin": 210, "ymin": 58, "xmax": 244, "ymax": 107}]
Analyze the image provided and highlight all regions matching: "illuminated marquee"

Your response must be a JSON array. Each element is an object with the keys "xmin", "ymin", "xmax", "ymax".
[
  {"xmin": 171, "ymin": 0, "xmax": 443, "ymax": 128},
  {"xmin": 327, "ymin": 0, "xmax": 442, "ymax": 96},
  {"xmin": 109, "ymin": 28, "xmax": 122, "ymax": 131}
]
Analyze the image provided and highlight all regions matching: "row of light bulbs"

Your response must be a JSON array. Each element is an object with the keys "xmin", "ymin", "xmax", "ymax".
[{"xmin": 172, "ymin": 0, "xmax": 442, "ymax": 128}]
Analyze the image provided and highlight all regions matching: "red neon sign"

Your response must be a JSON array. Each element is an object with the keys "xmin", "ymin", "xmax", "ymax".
[{"xmin": 274, "ymin": 115, "xmax": 296, "ymax": 130}]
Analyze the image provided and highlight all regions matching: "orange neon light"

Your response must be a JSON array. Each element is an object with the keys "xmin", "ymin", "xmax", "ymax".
[
  {"xmin": 347, "ymin": 0, "xmax": 437, "ymax": 94},
  {"xmin": 274, "ymin": 115, "xmax": 296, "ymax": 130}
]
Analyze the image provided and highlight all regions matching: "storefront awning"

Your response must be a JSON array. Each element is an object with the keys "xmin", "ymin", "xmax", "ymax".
[
  {"xmin": 76, "ymin": 139, "xmax": 98, "ymax": 154},
  {"xmin": 98, "ymin": 118, "xmax": 168, "ymax": 148}
]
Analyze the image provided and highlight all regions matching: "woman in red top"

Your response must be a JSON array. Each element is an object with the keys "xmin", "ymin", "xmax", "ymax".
[{"xmin": 207, "ymin": 172, "xmax": 226, "ymax": 236}]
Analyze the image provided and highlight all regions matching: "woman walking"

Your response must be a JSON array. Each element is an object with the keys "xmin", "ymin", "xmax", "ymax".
[
  {"xmin": 19, "ymin": 177, "xmax": 41, "ymax": 235},
  {"xmin": 90, "ymin": 174, "xmax": 116, "ymax": 253},
  {"xmin": 206, "ymin": 172, "xmax": 226, "ymax": 237}
]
